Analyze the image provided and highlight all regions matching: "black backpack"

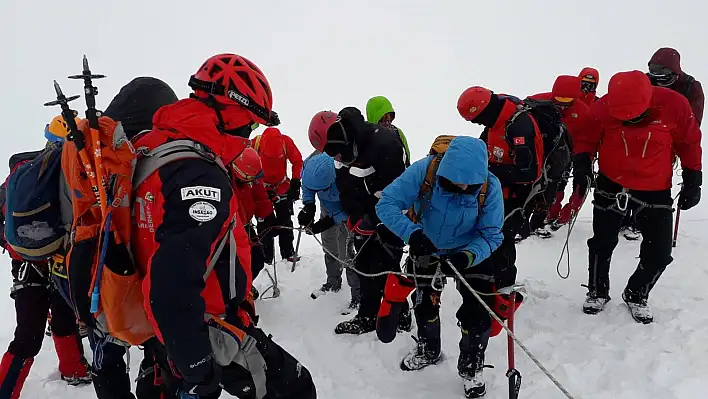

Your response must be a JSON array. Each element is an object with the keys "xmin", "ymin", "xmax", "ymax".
[{"xmin": 518, "ymin": 98, "xmax": 572, "ymax": 187}]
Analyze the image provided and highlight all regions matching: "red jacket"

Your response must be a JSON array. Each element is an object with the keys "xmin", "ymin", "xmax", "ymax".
[
  {"xmin": 232, "ymin": 178, "xmax": 274, "ymax": 225},
  {"xmin": 132, "ymin": 98, "xmax": 253, "ymax": 384},
  {"xmin": 253, "ymin": 127, "xmax": 303, "ymax": 195},
  {"xmin": 574, "ymin": 84, "xmax": 702, "ymax": 191},
  {"xmin": 528, "ymin": 92, "xmax": 590, "ymax": 142},
  {"xmin": 648, "ymin": 47, "xmax": 704, "ymax": 126}
]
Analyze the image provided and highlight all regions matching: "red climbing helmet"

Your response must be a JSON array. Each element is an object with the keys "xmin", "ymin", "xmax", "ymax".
[
  {"xmin": 308, "ymin": 111, "xmax": 338, "ymax": 152},
  {"xmin": 189, "ymin": 53, "xmax": 279, "ymax": 126},
  {"xmin": 232, "ymin": 147, "xmax": 264, "ymax": 181},
  {"xmin": 457, "ymin": 87, "xmax": 493, "ymax": 121}
]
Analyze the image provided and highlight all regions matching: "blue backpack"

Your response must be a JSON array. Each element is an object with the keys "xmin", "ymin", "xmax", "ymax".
[{"xmin": 5, "ymin": 143, "xmax": 66, "ymax": 260}]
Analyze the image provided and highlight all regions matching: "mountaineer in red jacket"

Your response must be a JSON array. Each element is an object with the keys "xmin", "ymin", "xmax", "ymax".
[
  {"xmin": 528, "ymin": 75, "xmax": 590, "ymax": 234},
  {"xmin": 230, "ymin": 147, "xmax": 276, "ymax": 299},
  {"xmin": 252, "ymin": 127, "xmax": 304, "ymax": 264},
  {"xmin": 647, "ymin": 47, "xmax": 704, "ymax": 126},
  {"xmin": 572, "ymin": 70, "xmax": 702, "ymax": 324},
  {"xmin": 578, "ymin": 67, "xmax": 600, "ymax": 106},
  {"xmin": 131, "ymin": 53, "xmax": 315, "ymax": 398}
]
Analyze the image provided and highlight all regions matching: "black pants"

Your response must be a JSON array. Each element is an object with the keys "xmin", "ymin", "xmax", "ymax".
[
  {"xmin": 88, "ymin": 330, "xmax": 136, "ymax": 399},
  {"xmin": 587, "ymin": 175, "xmax": 673, "ymax": 299},
  {"xmin": 8, "ymin": 261, "xmax": 78, "ymax": 359},
  {"xmin": 262, "ymin": 199, "xmax": 295, "ymax": 262},
  {"xmin": 355, "ymin": 228, "xmax": 404, "ymax": 319}
]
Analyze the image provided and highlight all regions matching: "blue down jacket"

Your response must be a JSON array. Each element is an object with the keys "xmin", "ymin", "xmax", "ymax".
[
  {"xmin": 302, "ymin": 153, "xmax": 347, "ymax": 223},
  {"xmin": 376, "ymin": 136, "xmax": 504, "ymax": 266}
]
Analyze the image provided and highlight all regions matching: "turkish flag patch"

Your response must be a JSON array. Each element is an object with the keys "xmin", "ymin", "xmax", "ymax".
[{"xmin": 513, "ymin": 137, "xmax": 526, "ymax": 145}]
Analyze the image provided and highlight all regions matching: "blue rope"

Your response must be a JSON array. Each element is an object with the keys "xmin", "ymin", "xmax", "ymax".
[{"xmin": 90, "ymin": 198, "xmax": 114, "ymax": 313}]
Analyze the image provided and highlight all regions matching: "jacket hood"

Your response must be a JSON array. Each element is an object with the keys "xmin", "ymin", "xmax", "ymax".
[
  {"xmin": 649, "ymin": 48, "xmax": 682, "ymax": 75},
  {"xmin": 259, "ymin": 127, "xmax": 286, "ymax": 158},
  {"xmin": 606, "ymin": 71, "xmax": 654, "ymax": 121},
  {"xmin": 552, "ymin": 75, "xmax": 583, "ymax": 99},
  {"xmin": 302, "ymin": 153, "xmax": 335, "ymax": 191},
  {"xmin": 104, "ymin": 77, "xmax": 178, "ymax": 140},
  {"xmin": 366, "ymin": 96, "xmax": 395, "ymax": 124},
  {"xmin": 152, "ymin": 98, "xmax": 250, "ymax": 165},
  {"xmin": 437, "ymin": 136, "xmax": 488, "ymax": 185},
  {"xmin": 579, "ymin": 67, "xmax": 599, "ymax": 83}
]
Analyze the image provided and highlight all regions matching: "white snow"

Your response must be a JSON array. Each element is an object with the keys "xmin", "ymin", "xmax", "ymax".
[{"xmin": 2, "ymin": 0, "xmax": 708, "ymax": 398}]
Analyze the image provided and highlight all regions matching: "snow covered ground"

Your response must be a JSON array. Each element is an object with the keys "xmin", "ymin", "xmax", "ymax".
[{"xmin": 2, "ymin": 0, "xmax": 708, "ymax": 398}]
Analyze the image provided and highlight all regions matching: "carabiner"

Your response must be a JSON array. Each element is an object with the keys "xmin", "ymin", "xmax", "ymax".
[{"xmin": 615, "ymin": 190, "xmax": 630, "ymax": 212}]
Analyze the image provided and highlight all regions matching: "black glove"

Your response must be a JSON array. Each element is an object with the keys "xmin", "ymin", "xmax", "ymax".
[
  {"xmin": 572, "ymin": 152, "xmax": 593, "ymax": 195},
  {"xmin": 307, "ymin": 216, "xmax": 336, "ymax": 235},
  {"xmin": 179, "ymin": 360, "xmax": 221, "ymax": 398},
  {"xmin": 440, "ymin": 251, "xmax": 475, "ymax": 275},
  {"xmin": 297, "ymin": 202, "xmax": 316, "ymax": 227},
  {"xmin": 257, "ymin": 213, "xmax": 278, "ymax": 239},
  {"xmin": 679, "ymin": 169, "xmax": 702, "ymax": 210},
  {"xmin": 408, "ymin": 230, "xmax": 437, "ymax": 257},
  {"xmin": 288, "ymin": 178, "xmax": 301, "ymax": 202}
]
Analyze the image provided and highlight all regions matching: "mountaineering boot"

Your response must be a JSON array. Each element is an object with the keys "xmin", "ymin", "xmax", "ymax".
[
  {"xmin": 311, "ymin": 282, "xmax": 342, "ymax": 299},
  {"xmin": 53, "ymin": 334, "xmax": 92, "ymax": 386},
  {"xmin": 341, "ymin": 298, "xmax": 360, "ymax": 316},
  {"xmin": 400, "ymin": 336, "xmax": 442, "ymax": 371},
  {"xmin": 621, "ymin": 225, "xmax": 641, "ymax": 241},
  {"xmin": 0, "ymin": 352, "xmax": 34, "ymax": 399},
  {"xmin": 335, "ymin": 315, "xmax": 376, "ymax": 335},
  {"xmin": 622, "ymin": 288, "xmax": 653, "ymax": 324},
  {"xmin": 458, "ymin": 328, "xmax": 490, "ymax": 398},
  {"xmin": 532, "ymin": 225, "xmax": 553, "ymax": 239},
  {"xmin": 583, "ymin": 251, "xmax": 611, "ymax": 314},
  {"xmin": 251, "ymin": 285, "xmax": 260, "ymax": 300},
  {"xmin": 397, "ymin": 304, "xmax": 412, "ymax": 332}
]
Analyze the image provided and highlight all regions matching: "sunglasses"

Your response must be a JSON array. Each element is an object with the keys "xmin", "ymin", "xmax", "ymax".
[{"xmin": 648, "ymin": 64, "xmax": 677, "ymax": 86}]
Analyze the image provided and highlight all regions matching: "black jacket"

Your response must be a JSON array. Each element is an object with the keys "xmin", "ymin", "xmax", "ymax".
[{"xmin": 333, "ymin": 107, "xmax": 406, "ymax": 224}]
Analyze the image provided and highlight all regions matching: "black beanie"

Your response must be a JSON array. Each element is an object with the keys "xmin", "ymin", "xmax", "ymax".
[{"xmin": 104, "ymin": 77, "xmax": 178, "ymax": 139}]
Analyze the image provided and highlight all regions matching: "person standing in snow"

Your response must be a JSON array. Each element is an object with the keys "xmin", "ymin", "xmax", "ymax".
[
  {"xmin": 366, "ymin": 96, "xmax": 411, "ymax": 167},
  {"xmin": 376, "ymin": 136, "xmax": 504, "ymax": 398},
  {"xmin": 579, "ymin": 67, "xmax": 600, "ymax": 106},
  {"xmin": 230, "ymin": 147, "xmax": 276, "ymax": 300},
  {"xmin": 0, "ymin": 117, "xmax": 92, "ymax": 399},
  {"xmin": 573, "ymin": 70, "xmax": 702, "ymax": 323},
  {"xmin": 647, "ymin": 47, "xmax": 704, "ymax": 126},
  {"xmin": 457, "ymin": 86, "xmax": 543, "ymax": 289},
  {"xmin": 298, "ymin": 147, "xmax": 361, "ymax": 313},
  {"xmin": 526, "ymin": 75, "xmax": 591, "ymax": 232},
  {"xmin": 252, "ymin": 127, "xmax": 304, "ymax": 264},
  {"xmin": 310, "ymin": 106, "xmax": 411, "ymax": 335}
]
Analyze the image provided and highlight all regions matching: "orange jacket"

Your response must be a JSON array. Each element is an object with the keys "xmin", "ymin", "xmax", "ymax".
[{"xmin": 252, "ymin": 127, "xmax": 303, "ymax": 195}]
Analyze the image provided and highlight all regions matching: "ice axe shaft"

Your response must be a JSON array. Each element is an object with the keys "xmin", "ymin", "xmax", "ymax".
[
  {"xmin": 291, "ymin": 228, "xmax": 303, "ymax": 272},
  {"xmin": 672, "ymin": 208, "xmax": 681, "ymax": 248},
  {"xmin": 507, "ymin": 290, "xmax": 521, "ymax": 399}
]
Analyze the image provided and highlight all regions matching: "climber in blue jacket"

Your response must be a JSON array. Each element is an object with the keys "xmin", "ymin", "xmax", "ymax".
[
  {"xmin": 375, "ymin": 136, "xmax": 504, "ymax": 397},
  {"xmin": 298, "ymin": 152, "xmax": 361, "ymax": 311}
]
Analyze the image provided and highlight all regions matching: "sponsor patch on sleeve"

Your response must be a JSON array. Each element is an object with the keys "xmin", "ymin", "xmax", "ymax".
[
  {"xmin": 513, "ymin": 137, "xmax": 526, "ymax": 145},
  {"xmin": 181, "ymin": 186, "xmax": 221, "ymax": 202},
  {"xmin": 189, "ymin": 201, "xmax": 218, "ymax": 222}
]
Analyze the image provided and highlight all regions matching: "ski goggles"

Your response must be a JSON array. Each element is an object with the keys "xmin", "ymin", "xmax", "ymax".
[
  {"xmin": 553, "ymin": 97, "xmax": 575, "ymax": 108},
  {"xmin": 581, "ymin": 80, "xmax": 597, "ymax": 93},
  {"xmin": 648, "ymin": 64, "xmax": 677, "ymax": 86},
  {"xmin": 580, "ymin": 74, "xmax": 597, "ymax": 83}
]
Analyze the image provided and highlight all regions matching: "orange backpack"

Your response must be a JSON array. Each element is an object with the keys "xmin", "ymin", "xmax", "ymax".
[{"xmin": 63, "ymin": 117, "xmax": 233, "ymax": 345}]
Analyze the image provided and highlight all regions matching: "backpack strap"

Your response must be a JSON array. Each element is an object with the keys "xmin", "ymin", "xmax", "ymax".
[
  {"xmin": 683, "ymin": 74, "xmax": 695, "ymax": 99},
  {"xmin": 133, "ymin": 140, "xmax": 227, "ymax": 187},
  {"xmin": 252, "ymin": 135, "xmax": 262, "ymax": 152},
  {"xmin": 407, "ymin": 155, "xmax": 443, "ymax": 223},
  {"xmin": 477, "ymin": 179, "xmax": 488, "ymax": 211}
]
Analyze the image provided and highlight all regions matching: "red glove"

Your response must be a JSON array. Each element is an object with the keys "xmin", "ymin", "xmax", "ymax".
[
  {"xmin": 347, "ymin": 215, "xmax": 376, "ymax": 236},
  {"xmin": 547, "ymin": 191, "xmax": 565, "ymax": 222},
  {"xmin": 556, "ymin": 191, "xmax": 583, "ymax": 225}
]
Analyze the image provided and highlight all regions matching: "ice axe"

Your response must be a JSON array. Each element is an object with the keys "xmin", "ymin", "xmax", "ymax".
[
  {"xmin": 505, "ymin": 287, "xmax": 522, "ymax": 399},
  {"xmin": 673, "ymin": 207, "xmax": 681, "ymax": 248}
]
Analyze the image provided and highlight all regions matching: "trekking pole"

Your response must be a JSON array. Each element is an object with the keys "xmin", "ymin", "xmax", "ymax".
[
  {"xmin": 291, "ymin": 228, "xmax": 302, "ymax": 272},
  {"xmin": 506, "ymin": 290, "xmax": 521, "ymax": 399},
  {"xmin": 672, "ymin": 208, "xmax": 681, "ymax": 248},
  {"xmin": 43, "ymin": 81, "xmax": 102, "ymax": 204},
  {"xmin": 68, "ymin": 55, "xmax": 108, "ymax": 210}
]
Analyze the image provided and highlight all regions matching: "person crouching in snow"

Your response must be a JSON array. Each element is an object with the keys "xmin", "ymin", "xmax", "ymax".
[
  {"xmin": 298, "ymin": 146, "xmax": 361, "ymax": 312},
  {"xmin": 230, "ymin": 147, "xmax": 276, "ymax": 300},
  {"xmin": 573, "ymin": 70, "xmax": 702, "ymax": 323},
  {"xmin": 376, "ymin": 136, "xmax": 504, "ymax": 399}
]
